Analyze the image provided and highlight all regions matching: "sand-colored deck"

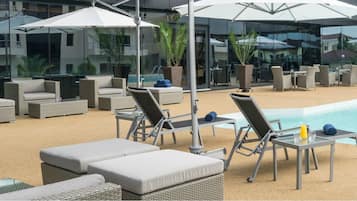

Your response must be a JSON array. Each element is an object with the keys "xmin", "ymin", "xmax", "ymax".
[{"xmin": 1, "ymin": 86, "xmax": 357, "ymax": 200}]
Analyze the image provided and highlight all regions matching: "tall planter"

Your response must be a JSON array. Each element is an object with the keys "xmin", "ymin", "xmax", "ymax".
[
  {"xmin": 235, "ymin": 64, "xmax": 253, "ymax": 92},
  {"xmin": 163, "ymin": 66, "xmax": 183, "ymax": 87}
]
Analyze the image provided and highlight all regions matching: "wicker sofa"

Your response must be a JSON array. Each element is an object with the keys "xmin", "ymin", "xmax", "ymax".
[
  {"xmin": 4, "ymin": 79, "xmax": 60, "ymax": 115},
  {"xmin": 0, "ymin": 174, "xmax": 122, "ymax": 200},
  {"xmin": 79, "ymin": 76, "xmax": 126, "ymax": 108},
  {"xmin": 0, "ymin": 98, "xmax": 15, "ymax": 123}
]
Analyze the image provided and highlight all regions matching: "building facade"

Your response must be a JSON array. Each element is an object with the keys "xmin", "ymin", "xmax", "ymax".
[{"xmin": 0, "ymin": 0, "xmax": 356, "ymax": 89}]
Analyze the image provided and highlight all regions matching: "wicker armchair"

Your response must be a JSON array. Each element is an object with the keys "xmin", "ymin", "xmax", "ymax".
[
  {"xmin": 341, "ymin": 65, "xmax": 357, "ymax": 86},
  {"xmin": 271, "ymin": 66, "xmax": 292, "ymax": 91},
  {"xmin": 297, "ymin": 66, "xmax": 316, "ymax": 89},
  {"xmin": 319, "ymin": 65, "xmax": 336, "ymax": 87},
  {"xmin": 4, "ymin": 79, "xmax": 60, "ymax": 115},
  {"xmin": 79, "ymin": 76, "xmax": 126, "ymax": 108}
]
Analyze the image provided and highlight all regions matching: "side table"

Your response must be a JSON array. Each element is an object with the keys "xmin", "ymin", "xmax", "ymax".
[{"xmin": 272, "ymin": 136, "xmax": 335, "ymax": 190}]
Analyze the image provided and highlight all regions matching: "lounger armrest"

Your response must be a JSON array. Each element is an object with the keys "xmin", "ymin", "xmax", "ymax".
[
  {"xmin": 269, "ymin": 119, "xmax": 281, "ymax": 124},
  {"xmin": 274, "ymin": 126, "xmax": 300, "ymax": 135},
  {"xmin": 169, "ymin": 113, "xmax": 191, "ymax": 120}
]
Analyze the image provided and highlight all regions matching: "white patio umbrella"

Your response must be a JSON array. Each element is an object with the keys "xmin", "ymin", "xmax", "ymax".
[
  {"xmin": 174, "ymin": 0, "xmax": 357, "ymax": 22},
  {"xmin": 18, "ymin": 5, "xmax": 157, "ymax": 87},
  {"xmin": 18, "ymin": 6, "xmax": 157, "ymax": 30},
  {"xmin": 176, "ymin": 0, "xmax": 357, "ymax": 155},
  {"xmin": 0, "ymin": 15, "xmax": 40, "ymax": 34},
  {"xmin": 239, "ymin": 35, "xmax": 293, "ymax": 49}
]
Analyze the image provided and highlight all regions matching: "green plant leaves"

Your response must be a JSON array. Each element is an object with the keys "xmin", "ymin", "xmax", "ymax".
[
  {"xmin": 17, "ymin": 55, "xmax": 53, "ymax": 77},
  {"xmin": 159, "ymin": 22, "xmax": 188, "ymax": 66},
  {"xmin": 229, "ymin": 31, "xmax": 257, "ymax": 65}
]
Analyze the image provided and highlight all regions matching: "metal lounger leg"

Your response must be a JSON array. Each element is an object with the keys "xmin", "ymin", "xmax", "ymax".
[
  {"xmin": 311, "ymin": 148, "xmax": 319, "ymax": 170},
  {"xmin": 247, "ymin": 137, "xmax": 269, "ymax": 183},
  {"xmin": 212, "ymin": 125, "xmax": 216, "ymax": 136},
  {"xmin": 284, "ymin": 147, "xmax": 289, "ymax": 160},
  {"xmin": 161, "ymin": 134, "xmax": 164, "ymax": 145},
  {"xmin": 172, "ymin": 132, "xmax": 177, "ymax": 144},
  {"xmin": 225, "ymin": 135, "xmax": 243, "ymax": 170},
  {"xmin": 126, "ymin": 116, "xmax": 140, "ymax": 140}
]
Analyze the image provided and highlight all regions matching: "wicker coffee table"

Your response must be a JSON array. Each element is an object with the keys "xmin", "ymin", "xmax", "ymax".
[
  {"xmin": 98, "ymin": 96, "xmax": 135, "ymax": 111},
  {"xmin": 28, "ymin": 99, "xmax": 88, "ymax": 119},
  {"xmin": 0, "ymin": 178, "xmax": 32, "ymax": 194}
]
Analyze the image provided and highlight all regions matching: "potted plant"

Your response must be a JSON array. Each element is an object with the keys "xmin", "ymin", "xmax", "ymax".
[
  {"xmin": 159, "ymin": 22, "xmax": 188, "ymax": 86},
  {"xmin": 17, "ymin": 55, "xmax": 53, "ymax": 78},
  {"xmin": 77, "ymin": 57, "xmax": 97, "ymax": 75},
  {"xmin": 229, "ymin": 31, "xmax": 257, "ymax": 92}
]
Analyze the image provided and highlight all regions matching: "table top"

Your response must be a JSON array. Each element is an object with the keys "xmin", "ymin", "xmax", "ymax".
[
  {"xmin": 291, "ymin": 71, "xmax": 307, "ymax": 76},
  {"xmin": 0, "ymin": 178, "xmax": 32, "ymax": 194},
  {"xmin": 28, "ymin": 99, "xmax": 87, "ymax": 106},
  {"xmin": 272, "ymin": 136, "xmax": 334, "ymax": 150},
  {"xmin": 315, "ymin": 129, "xmax": 357, "ymax": 140}
]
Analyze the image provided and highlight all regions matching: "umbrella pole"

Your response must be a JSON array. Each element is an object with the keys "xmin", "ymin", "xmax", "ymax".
[
  {"xmin": 188, "ymin": 0, "xmax": 202, "ymax": 154},
  {"xmin": 135, "ymin": 0, "xmax": 141, "ymax": 88}
]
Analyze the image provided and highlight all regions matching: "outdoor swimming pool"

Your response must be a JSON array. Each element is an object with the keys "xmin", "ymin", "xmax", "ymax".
[{"xmin": 220, "ymin": 99, "xmax": 357, "ymax": 145}]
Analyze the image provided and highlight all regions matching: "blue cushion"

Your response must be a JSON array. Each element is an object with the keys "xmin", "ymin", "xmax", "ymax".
[
  {"xmin": 323, "ymin": 124, "xmax": 337, "ymax": 135},
  {"xmin": 205, "ymin": 112, "xmax": 217, "ymax": 122},
  {"xmin": 154, "ymin": 79, "xmax": 172, "ymax": 87}
]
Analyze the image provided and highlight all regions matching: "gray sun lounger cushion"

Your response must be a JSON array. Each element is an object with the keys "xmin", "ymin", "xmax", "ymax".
[
  {"xmin": 88, "ymin": 150, "xmax": 224, "ymax": 195},
  {"xmin": 0, "ymin": 174, "xmax": 104, "ymax": 200},
  {"xmin": 40, "ymin": 139, "xmax": 159, "ymax": 174}
]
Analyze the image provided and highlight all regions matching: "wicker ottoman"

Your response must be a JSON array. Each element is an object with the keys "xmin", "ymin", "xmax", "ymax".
[
  {"xmin": 88, "ymin": 150, "xmax": 224, "ymax": 200},
  {"xmin": 40, "ymin": 139, "xmax": 159, "ymax": 184},
  {"xmin": 146, "ymin": 87, "xmax": 183, "ymax": 105},
  {"xmin": 98, "ymin": 96, "xmax": 135, "ymax": 111},
  {"xmin": 0, "ymin": 98, "xmax": 15, "ymax": 123}
]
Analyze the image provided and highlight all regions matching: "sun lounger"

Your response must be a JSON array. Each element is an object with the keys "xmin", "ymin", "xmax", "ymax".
[
  {"xmin": 225, "ymin": 93, "xmax": 318, "ymax": 182},
  {"xmin": 128, "ymin": 87, "xmax": 238, "ymax": 146}
]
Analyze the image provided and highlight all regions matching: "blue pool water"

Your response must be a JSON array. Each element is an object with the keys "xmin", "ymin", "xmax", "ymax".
[{"xmin": 220, "ymin": 100, "xmax": 357, "ymax": 145}]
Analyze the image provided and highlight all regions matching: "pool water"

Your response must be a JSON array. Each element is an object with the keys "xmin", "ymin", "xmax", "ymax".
[{"xmin": 219, "ymin": 100, "xmax": 357, "ymax": 145}]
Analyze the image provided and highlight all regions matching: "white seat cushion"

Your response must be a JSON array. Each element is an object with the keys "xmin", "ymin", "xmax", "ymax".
[
  {"xmin": 24, "ymin": 92, "xmax": 56, "ymax": 101},
  {"xmin": 146, "ymin": 87, "xmax": 183, "ymax": 93},
  {"xmin": 0, "ymin": 98, "xmax": 15, "ymax": 107},
  {"xmin": 88, "ymin": 150, "xmax": 224, "ymax": 195},
  {"xmin": 14, "ymin": 79, "xmax": 45, "ymax": 93},
  {"xmin": 86, "ymin": 76, "xmax": 113, "ymax": 88},
  {"xmin": 0, "ymin": 174, "xmax": 104, "ymax": 200},
  {"xmin": 98, "ymin": 88, "xmax": 124, "ymax": 95},
  {"xmin": 40, "ymin": 139, "xmax": 159, "ymax": 174}
]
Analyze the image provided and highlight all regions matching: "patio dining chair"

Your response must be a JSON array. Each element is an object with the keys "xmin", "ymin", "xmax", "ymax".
[
  {"xmin": 341, "ymin": 65, "xmax": 357, "ymax": 86},
  {"xmin": 271, "ymin": 66, "xmax": 292, "ymax": 91},
  {"xmin": 319, "ymin": 65, "xmax": 337, "ymax": 87},
  {"xmin": 128, "ymin": 87, "xmax": 237, "ymax": 146},
  {"xmin": 225, "ymin": 93, "xmax": 318, "ymax": 183},
  {"xmin": 297, "ymin": 66, "xmax": 316, "ymax": 89}
]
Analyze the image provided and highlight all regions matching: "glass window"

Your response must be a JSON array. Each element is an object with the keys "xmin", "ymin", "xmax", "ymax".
[
  {"xmin": 68, "ymin": 5, "xmax": 75, "ymax": 12},
  {"xmin": 0, "ymin": 34, "xmax": 7, "ymax": 48},
  {"xmin": 66, "ymin": 64, "xmax": 73, "ymax": 73},
  {"xmin": 66, "ymin": 33, "xmax": 73, "ymax": 46}
]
